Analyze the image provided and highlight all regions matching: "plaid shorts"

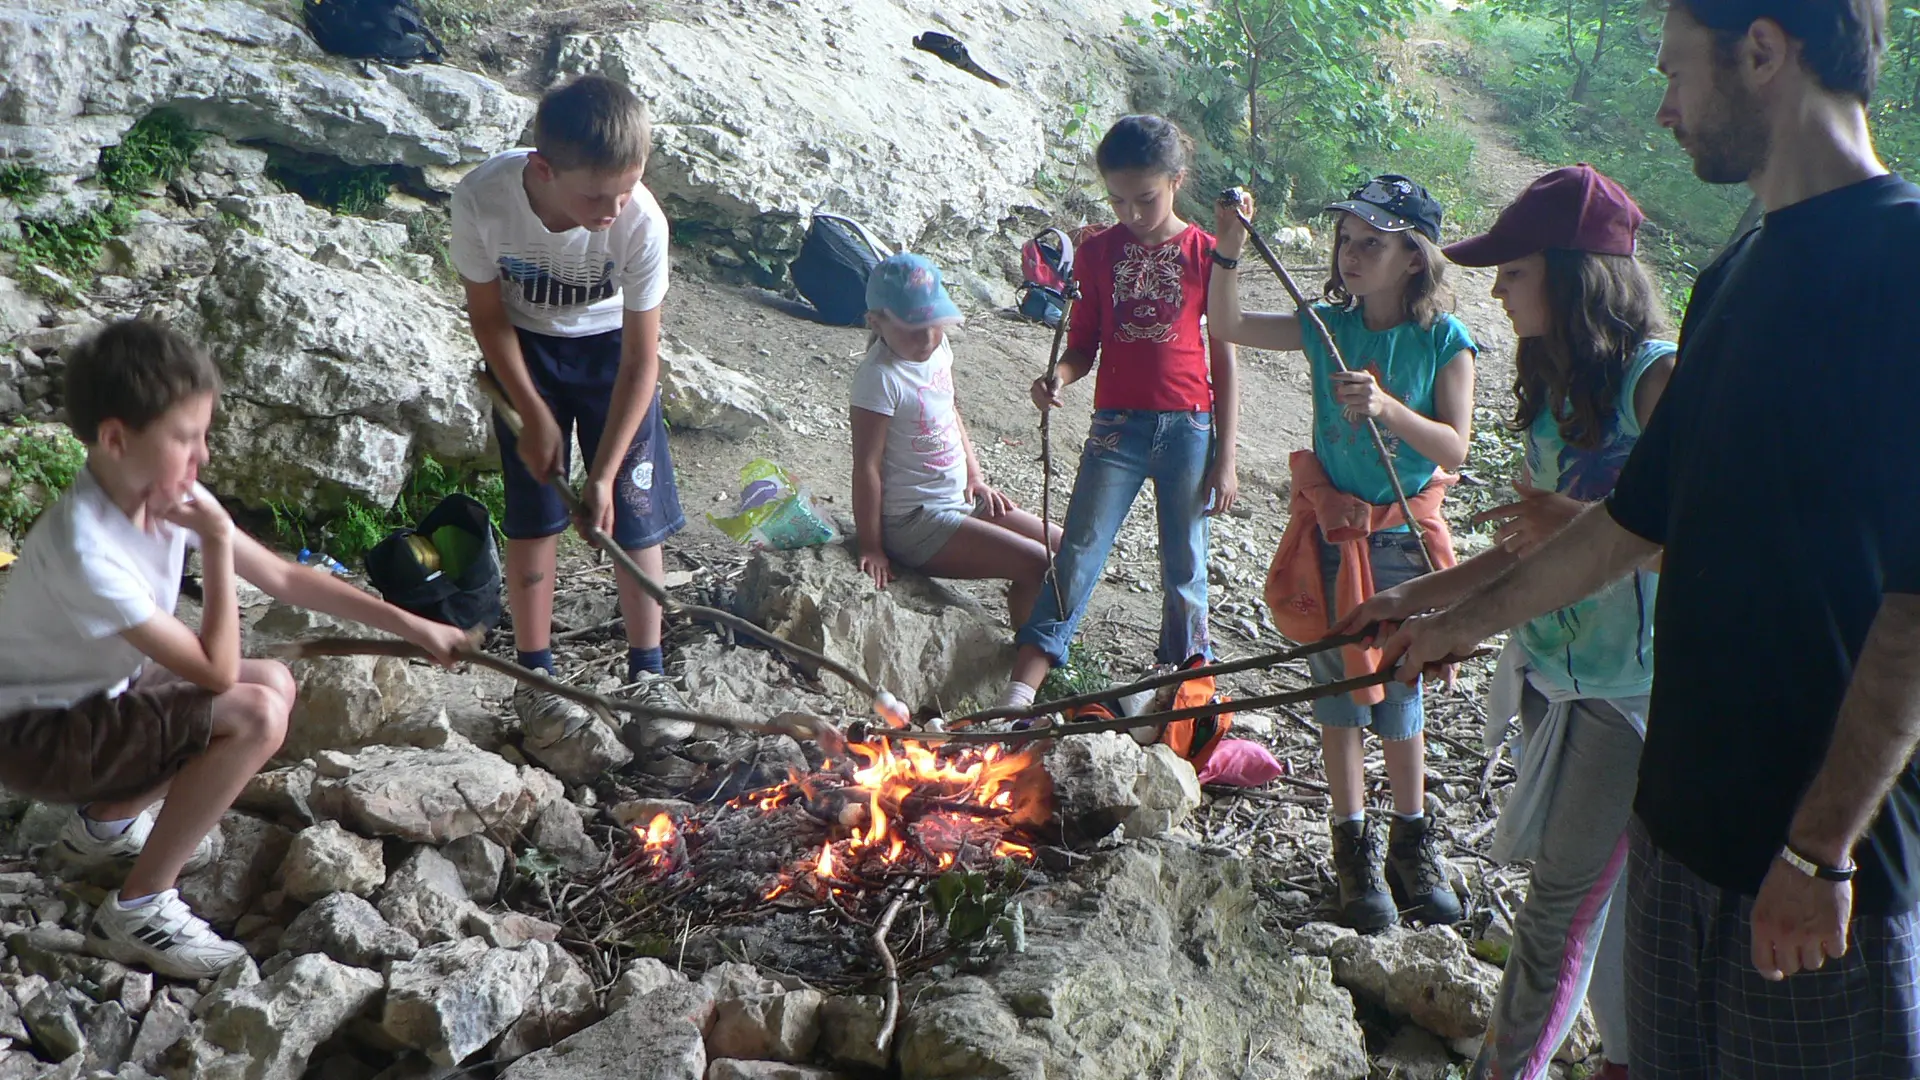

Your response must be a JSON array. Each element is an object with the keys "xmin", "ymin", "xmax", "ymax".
[{"xmin": 1624, "ymin": 816, "xmax": 1920, "ymax": 1078}]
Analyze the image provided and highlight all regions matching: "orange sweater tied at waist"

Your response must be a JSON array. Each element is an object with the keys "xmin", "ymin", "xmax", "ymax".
[{"xmin": 1264, "ymin": 450, "xmax": 1458, "ymax": 705}]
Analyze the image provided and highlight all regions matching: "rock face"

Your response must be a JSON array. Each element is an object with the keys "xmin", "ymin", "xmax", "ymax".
[
  {"xmin": 738, "ymin": 545, "xmax": 1013, "ymax": 713},
  {"xmin": 547, "ymin": 0, "xmax": 1145, "ymax": 266},
  {"xmin": 1327, "ymin": 926, "xmax": 1504, "ymax": 1041},
  {"xmin": 197, "ymin": 953, "xmax": 383, "ymax": 1080},
  {"xmin": 0, "ymin": 1, "xmax": 530, "ymax": 178},
  {"xmin": 895, "ymin": 842, "xmax": 1368, "ymax": 1080},
  {"xmin": 307, "ymin": 744, "xmax": 564, "ymax": 845}
]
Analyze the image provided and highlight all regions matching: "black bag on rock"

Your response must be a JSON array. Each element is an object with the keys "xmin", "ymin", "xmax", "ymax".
[
  {"xmin": 304, "ymin": 0, "xmax": 447, "ymax": 64},
  {"xmin": 364, "ymin": 493, "xmax": 502, "ymax": 632},
  {"xmin": 788, "ymin": 213, "xmax": 892, "ymax": 326}
]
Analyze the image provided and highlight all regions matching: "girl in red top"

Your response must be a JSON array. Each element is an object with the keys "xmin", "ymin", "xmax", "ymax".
[{"xmin": 997, "ymin": 115, "xmax": 1240, "ymax": 711}]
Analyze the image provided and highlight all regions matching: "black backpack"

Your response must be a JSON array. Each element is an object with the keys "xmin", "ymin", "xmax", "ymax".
[
  {"xmin": 303, "ymin": 0, "xmax": 447, "ymax": 64},
  {"xmin": 364, "ymin": 494, "xmax": 502, "ymax": 632},
  {"xmin": 788, "ymin": 213, "xmax": 891, "ymax": 326}
]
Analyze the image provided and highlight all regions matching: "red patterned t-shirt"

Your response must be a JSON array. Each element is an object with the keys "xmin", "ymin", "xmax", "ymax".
[{"xmin": 1066, "ymin": 223, "xmax": 1217, "ymax": 412}]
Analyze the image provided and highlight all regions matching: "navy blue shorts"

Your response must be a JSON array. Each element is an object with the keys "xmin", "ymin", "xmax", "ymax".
[{"xmin": 493, "ymin": 326, "xmax": 685, "ymax": 551}]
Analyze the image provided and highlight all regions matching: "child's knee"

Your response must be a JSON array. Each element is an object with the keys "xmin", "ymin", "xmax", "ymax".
[
  {"xmin": 259, "ymin": 660, "xmax": 297, "ymax": 705},
  {"xmin": 224, "ymin": 683, "xmax": 289, "ymax": 751}
]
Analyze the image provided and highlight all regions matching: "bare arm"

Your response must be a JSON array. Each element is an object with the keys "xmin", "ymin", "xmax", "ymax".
[
  {"xmin": 121, "ymin": 518, "xmax": 239, "ymax": 694},
  {"xmin": 463, "ymin": 279, "xmax": 543, "ymax": 425},
  {"xmin": 1207, "ymin": 192, "xmax": 1306, "ymax": 351},
  {"xmin": 851, "ymin": 406, "xmax": 892, "ymax": 586},
  {"xmin": 1633, "ymin": 352, "xmax": 1677, "ymax": 429},
  {"xmin": 1205, "ymin": 336, "xmax": 1241, "ymax": 514},
  {"xmin": 232, "ymin": 533, "xmax": 465, "ymax": 661}
]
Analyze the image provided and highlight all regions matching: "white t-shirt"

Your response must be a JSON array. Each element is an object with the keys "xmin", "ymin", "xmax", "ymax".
[
  {"xmin": 0, "ymin": 469, "xmax": 200, "ymax": 713},
  {"xmin": 450, "ymin": 149, "xmax": 671, "ymax": 338},
  {"xmin": 850, "ymin": 338, "xmax": 970, "ymax": 518}
]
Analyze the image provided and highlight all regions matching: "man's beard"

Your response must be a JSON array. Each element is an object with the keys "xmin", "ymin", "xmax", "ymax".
[{"xmin": 1679, "ymin": 64, "xmax": 1772, "ymax": 185}]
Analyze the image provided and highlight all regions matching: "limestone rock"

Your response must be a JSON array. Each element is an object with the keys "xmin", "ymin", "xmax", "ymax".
[
  {"xmin": 706, "ymin": 1064, "xmax": 848, "ymax": 1080},
  {"xmin": 382, "ymin": 939, "xmax": 549, "ymax": 1066},
  {"xmin": 500, "ymin": 981, "xmax": 713, "ymax": 1080},
  {"xmin": 491, "ymin": 943, "xmax": 601, "ymax": 1062},
  {"xmin": 248, "ymin": 605, "xmax": 429, "ymax": 759},
  {"xmin": 307, "ymin": 744, "xmax": 563, "ymax": 845},
  {"xmin": 1327, "ymin": 926, "xmax": 1503, "ymax": 1040},
  {"xmin": 281, "ymin": 821, "xmax": 387, "ymax": 904},
  {"xmin": 0, "ymin": 275, "xmax": 52, "ymax": 341},
  {"xmin": 0, "ymin": 1, "xmax": 531, "ymax": 178},
  {"xmin": 199, "ymin": 953, "xmax": 383, "ymax": 1080},
  {"xmin": 1044, "ymin": 732, "xmax": 1144, "ymax": 845},
  {"xmin": 235, "ymin": 764, "xmax": 317, "ymax": 827},
  {"xmin": 377, "ymin": 848, "xmax": 473, "ymax": 946},
  {"xmin": 816, "ymin": 995, "xmax": 888, "ymax": 1072},
  {"xmin": 737, "ymin": 545, "xmax": 1013, "ymax": 713},
  {"xmin": 79, "ymin": 1000, "xmax": 136, "ymax": 1072},
  {"xmin": 466, "ymin": 910, "xmax": 562, "ymax": 949},
  {"xmin": 520, "ymin": 713, "xmax": 632, "ymax": 788},
  {"xmin": 441, "ymin": 835, "xmax": 508, "ymax": 903},
  {"xmin": 127, "ymin": 989, "xmax": 194, "ymax": 1069},
  {"xmin": 177, "ymin": 813, "xmax": 294, "ymax": 930},
  {"xmin": 21, "ymin": 987, "xmax": 85, "ymax": 1062},
  {"xmin": 101, "ymin": 217, "xmax": 214, "ymax": 280},
  {"xmin": 658, "ymin": 336, "xmax": 779, "ymax": 438},
  {"xmin": 1124, "ymin": 745, "xmax": 1201, "ymax": 840},
  {"xmin": 604, "ymin": 958, "xmax": 684, "ymax": 1014},
  {"xmin": 706, "ymin": 986, "xmax": 823, "ymax": 1064},
  {"xmin": 281, "ymin": 893, "xmax": 420, "ymax": 969}
]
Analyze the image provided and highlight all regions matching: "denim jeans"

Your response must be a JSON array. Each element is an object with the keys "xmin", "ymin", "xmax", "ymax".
[
  {"xmin": 1305, "ymin": 530, "xmax": 1427, "ymax": 737},
  {"xmin": 1015, "ymin": 409, "xmax": 1214, "ymax": 667}
]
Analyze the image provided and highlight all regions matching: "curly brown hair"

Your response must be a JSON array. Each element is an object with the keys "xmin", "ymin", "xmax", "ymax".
[
  {"xmin": 1322, "ymin": 222, "xmax": 1453, "ymax": 330},
  {"xmin": 1510, "ymin": 248, "xmax": 1669, "ymax": 451}
]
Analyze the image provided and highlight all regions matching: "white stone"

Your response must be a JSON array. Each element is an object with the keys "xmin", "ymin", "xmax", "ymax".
[
  {"xmin": 199, "ymin": 953, "xmax": 383, "ymax": 1080},
  {"xmin": 382, "ymin": 939, "xmax": 550, "ymax": 1067},
  {"xmin": 281, "ymin": 821, "xmax": 387, "ymax": 904},
  {"xmin": 1125, "ymin": 745, "xmax": 1201, "ymax": 840},
  {"xmin": 307, "ymin": 744, "xmax": 563, "ymax": 845},
  {"xmin": 281, "ymin": 892, "xmax": 420, "ymax": 969},
  {"xmin": 658, "ymin": 335, "xmax": 779, "ymax": 439}
]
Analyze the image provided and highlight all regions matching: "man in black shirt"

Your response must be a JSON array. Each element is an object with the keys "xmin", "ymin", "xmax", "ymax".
[{"xmin": 1385, "ymin": 0, "xmax": 1920, "ymax": 1073}]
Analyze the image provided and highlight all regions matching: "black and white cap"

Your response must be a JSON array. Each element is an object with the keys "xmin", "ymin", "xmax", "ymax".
[{"xmin": 1325, "ymin": 174, "xmax": 1444, "ymax": 242}]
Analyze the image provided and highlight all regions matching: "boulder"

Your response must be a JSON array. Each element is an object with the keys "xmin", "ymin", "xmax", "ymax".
[
  {"xmin": 21, "ymin": 986, "xmax": 85, "ymax": 1062},
  {"xmin": 101, "ymin": 217, "xmax": 214, "ymax": 280},
  {"xmin": 177, "ymin": 812, "xmax": 294, "ymax": 930},
  {"xmin": 198, "ymin": 953, "xmax": 383, "ymax": 1080},
  {"xmin": 816, "ymin": 995, "xmax": 888, "ymax": 1072},
  {"xmin": 658, "ymin": 335, "xmax": 779, "ymax": 438},
  {"xmin": 441, "ymin": 835, "xmax": 509, "ymax": 903},
  {"xmin": 127, "ymin": 989, "xmax": 195, "ymax": 1069},
  {"xmin": 895, "ymin": 842, "xmax": 1367, "ymax": 1079},
  {"xmin": 500, "ymin": 981, "xmax": 713, "ymax": 1080},
  {"xmin": 1327, "ymin": 926, "xmax": 1503, "ymax": 1041},
  {"xmin": 157, "ymin": 226, "xmax": 489, "ymax": 510},
  {"xmin": 307, "ymin": 744, "xmax": 563, "ymax": 845},
  {"xmin": 737, "ymin": 545, "xmax": 1013, "ymax": 713},
  {"xmin": 248, "ymin": 605, "xmax": 430, "ymax": 760},
  {"xmin": 235, "ymin": 764, "xmax": 317, "ymax": 827},
  {"xmin": 1124, "ymin": 745, "xmax": 1201, "ymax": 840},
  {"xmin": 524, "ymin": 800, "xmax": 602, "ymax": 875},
  {"xmin": 491, "ymin": 943, "xmax": 602, "ymax": 1062},
  {"xmin": 706, "ymin": 1064, "xmax": 849, "ymax": 1080},
  {"xmin": 281, "ymin": 892, "xmax": 420, "ymax": 969},
  {"xmin": 381, "ymin": 939, "xmax": 549, "ymax": 1066},
  {"xmin": 705, "ymin": 985, "xmax": 823, "ymax": 1064},
  {"xmin": 1043, "ymin": 732, "xmax": 1144, "ymax": 845},
  {"xmin": 281, "ymin": 821, "xmax": 386, "ymax": 904},
  {"xmin": 0, "ymin": 1, "xmax": 531, "ymax": 178},
  {"xmin": 377, "ymin": 848, "xmax": 474, "ymax": 946},
  {"xmin": 604, "ymin": 958, "xmax": 684, "ymax": 1014}
]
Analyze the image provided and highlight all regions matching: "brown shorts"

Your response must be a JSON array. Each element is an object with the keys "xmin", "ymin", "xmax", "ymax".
[{"xmin": 0, "ymin": 670, "xmax": 215, "ymax": 805}]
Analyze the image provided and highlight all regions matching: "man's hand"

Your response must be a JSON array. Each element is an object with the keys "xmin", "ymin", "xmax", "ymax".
[
  {"xmin": 575, "ymin": 476, "xmax": 616, "ymax": 541},
  {"xmin": 1378, "ymin": 609, "xmax": 1490, "ymax": 684},
  {"xmin": 1471, "ymin": 480, "xmax": 1585, "ymax": 557},
  {"xmin": 1332, "ymin": 581, "xmax": 1425, "ymax": 638},
  {"xmin": 162, "ymin": 486, "xmax": 234, "ymax": 545},
  {"xmin": 517, "ymin": 405, "xmax": 565, "ymax": 482},
  {"xmin": 969, "ymin": 479, "xmax": 1016, "ymax": 518},
  {"xmin": 859, "ymin": 546, "xmax": 893, "ymax": 590},
  {"xmin": 405, "ymin": 617, "xmax": 475, "ymax": 668},
  {"xmin": 1204, "ymin": 457, "xmax": 1238, "ymax": 517},
  {"xmin": 1750, "ymin": 858, "xmax": 1852, "ymax": 980}
]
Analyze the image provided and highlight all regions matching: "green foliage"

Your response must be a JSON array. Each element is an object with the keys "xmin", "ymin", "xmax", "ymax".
[
  {"xmin": 1470, "ymin": 936, "xmax": 1512, "ymax": 965},
  {"xmin": 403, "ymin": 211, "xmax": 460, "ymax": 285},
  {"xmin": 0, "ymin": 424, "xmax": 87, "ymax": 539},
  {"xmin": 267, "ymin": 161, "xmax": 396, "ymax": 217},
  {"xmin": 931, "ymin": 862, "xmax": 1030, "ymax": 953},
  {"xmin": 1038, "ymin": 641, "xmax": 1112, "ymax": 701},
  {"xmin": 98, "ymin": 111, "xmax": 203, "ymax": 196},
  {"xmin": 1871, "ymin": 7, "xmax": 1920, "ymax": 180},
  {"xmin": 1449, "ymin": 407, "xmax": 1529, "ymax": 536},
  {"xmin": 268, "ymin": 455, "xmax": 508, "ymax": 566},
  {"xmin": 2, "ymin": 199, "xmax": 135, "ymax": 301},
  {"xmin": 0, "ymin": 164, "xmax": 50, "ymax": 202},
  {"xmin": 1131, "ymin": 0, "xmax": 1435, "ymax": 217}
]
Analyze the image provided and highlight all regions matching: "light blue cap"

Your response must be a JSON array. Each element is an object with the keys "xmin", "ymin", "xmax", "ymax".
[{"xmin": 865, "ymin": 253, "xmax": 963, "ymax": 329}]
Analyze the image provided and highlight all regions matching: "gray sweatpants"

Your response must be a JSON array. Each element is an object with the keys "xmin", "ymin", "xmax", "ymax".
[{"xmin": 1471, "ymin": 686, "xmax": 1644, "ymax": 1079}]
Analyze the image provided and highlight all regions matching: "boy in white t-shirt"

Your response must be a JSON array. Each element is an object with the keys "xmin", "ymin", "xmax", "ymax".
[
  {"xmin": 0, "ymin": 321, "xmax": 469, "ymax": 979},
  {"xmin": 850, "ymin": 254, "xmax": 1062, "ymax": 626},
  {"xmin": 451, "ymin": 75, "xmax": 688, "ymax": 748}
]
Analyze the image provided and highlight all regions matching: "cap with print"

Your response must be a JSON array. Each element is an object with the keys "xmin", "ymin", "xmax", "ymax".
[
  {"xmin": 1442, "ymin": 164, "xmax": 1644, "ymax": 267},
  {"xmin": 865, "ymin": 253, "xmax": 964, "ymax": 329},
  {"xmin": 1325, "ymin": 174, "xmax": 1444, "ymax": 243}
]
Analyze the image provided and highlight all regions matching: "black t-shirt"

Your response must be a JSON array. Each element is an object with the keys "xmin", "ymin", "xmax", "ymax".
[{"xmin": 1607, "ymin": 174, "xmax": 1920, "ymax": 915}]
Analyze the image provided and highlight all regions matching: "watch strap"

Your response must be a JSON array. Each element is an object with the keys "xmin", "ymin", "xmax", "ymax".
[
  {"xmin": 1780, "ymin": 844, "xmax": 1855, "ymax": 882},
  {"xmin": 1210, "ymin": 250, "xmax": 1240, "ymax": 269}
]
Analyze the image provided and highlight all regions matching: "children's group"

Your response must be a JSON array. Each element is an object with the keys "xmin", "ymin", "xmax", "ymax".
[{"xmin": 6, "ymin": 0, "xmax": 1920, "ymax": 1075}]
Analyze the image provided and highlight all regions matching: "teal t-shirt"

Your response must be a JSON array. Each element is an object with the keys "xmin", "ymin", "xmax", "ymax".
[
  {"xmin": 1305, "ymin": 304, "xmax": 1477, "ymax": 509},
  {"xmin": 1517, "ymin": 339, "xmax": 1676, "ymax": 698}
]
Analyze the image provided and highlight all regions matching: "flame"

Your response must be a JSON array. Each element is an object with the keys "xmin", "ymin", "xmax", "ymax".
[
  {"xmin": 816, "ymin": 840, "xmax": 838, "ymax": 880},
  {"xmin": 638, "ymin": 813, "xmax": 680, "ymax": 876}
]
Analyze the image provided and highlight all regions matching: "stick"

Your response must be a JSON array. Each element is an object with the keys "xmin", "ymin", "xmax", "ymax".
[
  {"xmin": 474, "ymin": 369, "xmax": 879, "ymax": 698},
  {"xmin": 873, "ymin": 894, "xmax": 908, "ymax": 1054},
  {"xmin": 1037, "ymin": 282, "xmax": 1080, "ymax": 618},
  {"xmin": 1225, "ymin": 194, "xmax": 1437, "ymax": 574},
  {"xmin": 953, "ymin": 631, "xmax": 1368, "ymax": 726},
  {"xmin": 264, "ymin": 637, "xmax": 848, "ymax": 755}
]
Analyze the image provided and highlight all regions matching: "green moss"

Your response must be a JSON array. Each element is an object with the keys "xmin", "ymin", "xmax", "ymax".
[
  {"xmin": 267, "ymin": 160, "xmax": 397, "ymax": 217},
  {"xmin": 98, "ymin": 111, "xmax": 204, "ymax": 196},
  {"xmin": 2, "ymin": 199, "xmax": 135, "ymax": 301},
  {"xmin": 0, "ymin": 164, "xmax": 50, "ymax": 202}
]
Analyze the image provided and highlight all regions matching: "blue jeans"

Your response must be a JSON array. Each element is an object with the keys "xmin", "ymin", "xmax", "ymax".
[
  {"xmin": 1306, "ymin": 531, "xmax": 1426, "ymax": 737},
  {"xmin": 1015, "ymin": 409, "xmax": 1214, "ymax": 667}
]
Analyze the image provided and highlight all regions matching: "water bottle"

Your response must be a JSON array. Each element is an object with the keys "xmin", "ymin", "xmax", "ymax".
[{"xmin": 297, "ymin": 548, "xmax": 349, "ymax": 575}]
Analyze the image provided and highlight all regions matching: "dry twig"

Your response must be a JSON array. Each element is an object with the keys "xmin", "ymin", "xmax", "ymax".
[{"xmin": 872, "ymin": 894, "xmax": 909, "ymax": 1054}]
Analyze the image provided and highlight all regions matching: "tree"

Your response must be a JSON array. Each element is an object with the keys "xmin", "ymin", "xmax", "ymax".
[{"xmin": 1487, "ymin": 0, "xmax": 1649, "ymax": 102}]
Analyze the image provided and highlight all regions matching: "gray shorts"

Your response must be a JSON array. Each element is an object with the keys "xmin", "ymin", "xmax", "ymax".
[{"xmin": 882, "ymin": 500, "xmax": 983, "ymax": 568}]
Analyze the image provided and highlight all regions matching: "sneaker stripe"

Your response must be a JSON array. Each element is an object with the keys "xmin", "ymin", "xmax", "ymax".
[{"xmin": 132, "ymin": 925, "xmax": 179, "ymax": 950}]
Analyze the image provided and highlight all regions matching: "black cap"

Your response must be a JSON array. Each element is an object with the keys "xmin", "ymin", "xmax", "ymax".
[{"xmin": 1325, "ymin": 174, "xmax": 1444, "ymax": 242}]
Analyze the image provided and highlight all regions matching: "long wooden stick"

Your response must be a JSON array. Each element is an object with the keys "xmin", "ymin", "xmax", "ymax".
[
  {"xmin": 475, "ymin": 369, "xmax": 878, "ymax": 698},
  {"xmin": 1225, "ymin": 194, "xmax": 1437, "ymax": 574},
  {"xmin": 1037, "ymin": 283, "xmax": 1080, "ymax": 618}
]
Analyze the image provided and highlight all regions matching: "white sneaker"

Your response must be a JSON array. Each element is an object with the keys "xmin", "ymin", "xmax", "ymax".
[
  {"xmin": 89, "ymin": 889, "xmax": 248, "ymax": 980},
  {"xmin": 57, "ymin": 809, "xmax": 222, "ymax": 874},
  {"xmin": 626, "ymin": 671, "xmax": 696, "ymax": 747},
  {"xmin": 513, "ymin": 683, "xmax": 597, "ymax": 745}
]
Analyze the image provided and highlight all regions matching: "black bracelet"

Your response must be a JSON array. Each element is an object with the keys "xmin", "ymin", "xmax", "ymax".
[
  {"xmin": 1780, "ymin": 843, "xmax": 1856, "ymax": 882},
  {"xmin": 1210, "ymin": 250, "xmax": 1240, "ymax": 269}
]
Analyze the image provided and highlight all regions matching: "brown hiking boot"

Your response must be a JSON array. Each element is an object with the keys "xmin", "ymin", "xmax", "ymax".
[
  {"xmin": 1330, "ymin": 817, "xmax": 1398, "ymax": 932},
  {"xmin": 1386, "ymin": 813, "xmax": 1464, "ymax": 925}
]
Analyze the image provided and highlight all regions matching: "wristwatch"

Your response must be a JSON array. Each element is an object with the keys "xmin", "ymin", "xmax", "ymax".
[
  {"xmin": 1210, "ymin": 250, "xmax": 1240, "ymax": 269},
  {"xmin": 1779, "ymin": 844, "xmax": 1856, "ymax": 882}
]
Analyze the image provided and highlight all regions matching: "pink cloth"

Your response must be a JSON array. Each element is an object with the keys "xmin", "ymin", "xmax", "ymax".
[{"xmin": 1195, "ymin": 739, "xmax": 1286, "ymax": 787}]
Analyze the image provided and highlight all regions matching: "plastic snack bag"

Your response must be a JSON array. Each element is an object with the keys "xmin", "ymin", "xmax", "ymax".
[{"xmin": 707, "ymin": 459, "xmax": 840, "ymax": 550}]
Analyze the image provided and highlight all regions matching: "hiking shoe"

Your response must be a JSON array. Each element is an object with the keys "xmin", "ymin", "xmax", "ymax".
[
  {"xmin": 57, "ymin": 809, "xmax": 221, "ymax": 874},
  {"xmin": 622, "ymin": 672, "xmax": 696, "ymax": 749},
  {"xmin": 1330, "ymin": 816, "xmax": 1398, "ymax": 932},
  {"xmin": 1387, "ymin": 813, "xmax": 1464, "ymax": 925},
  {"xmin": 1595, "ymin": 1064, "xmax": 1629, "ymax": 1080},
  {"xmin": 514, "ymin": 683, "xmax": 597, "ymax": 745},
  {"xmin": 89, "ymin": 889, "xmax": 247, "ymax": 980}
]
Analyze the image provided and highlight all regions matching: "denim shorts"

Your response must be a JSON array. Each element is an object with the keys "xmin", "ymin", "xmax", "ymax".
[
  {"xmin": 493, "ymin": 326, "xmax": 685, "ymax": 550},
  {"xmin": 882, "ymin": 499, "xmax": 983, "ymax": 568},
  {"xmin": 1307, "ymin": 530, "xmax": 1427, "ymax": 738}
]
